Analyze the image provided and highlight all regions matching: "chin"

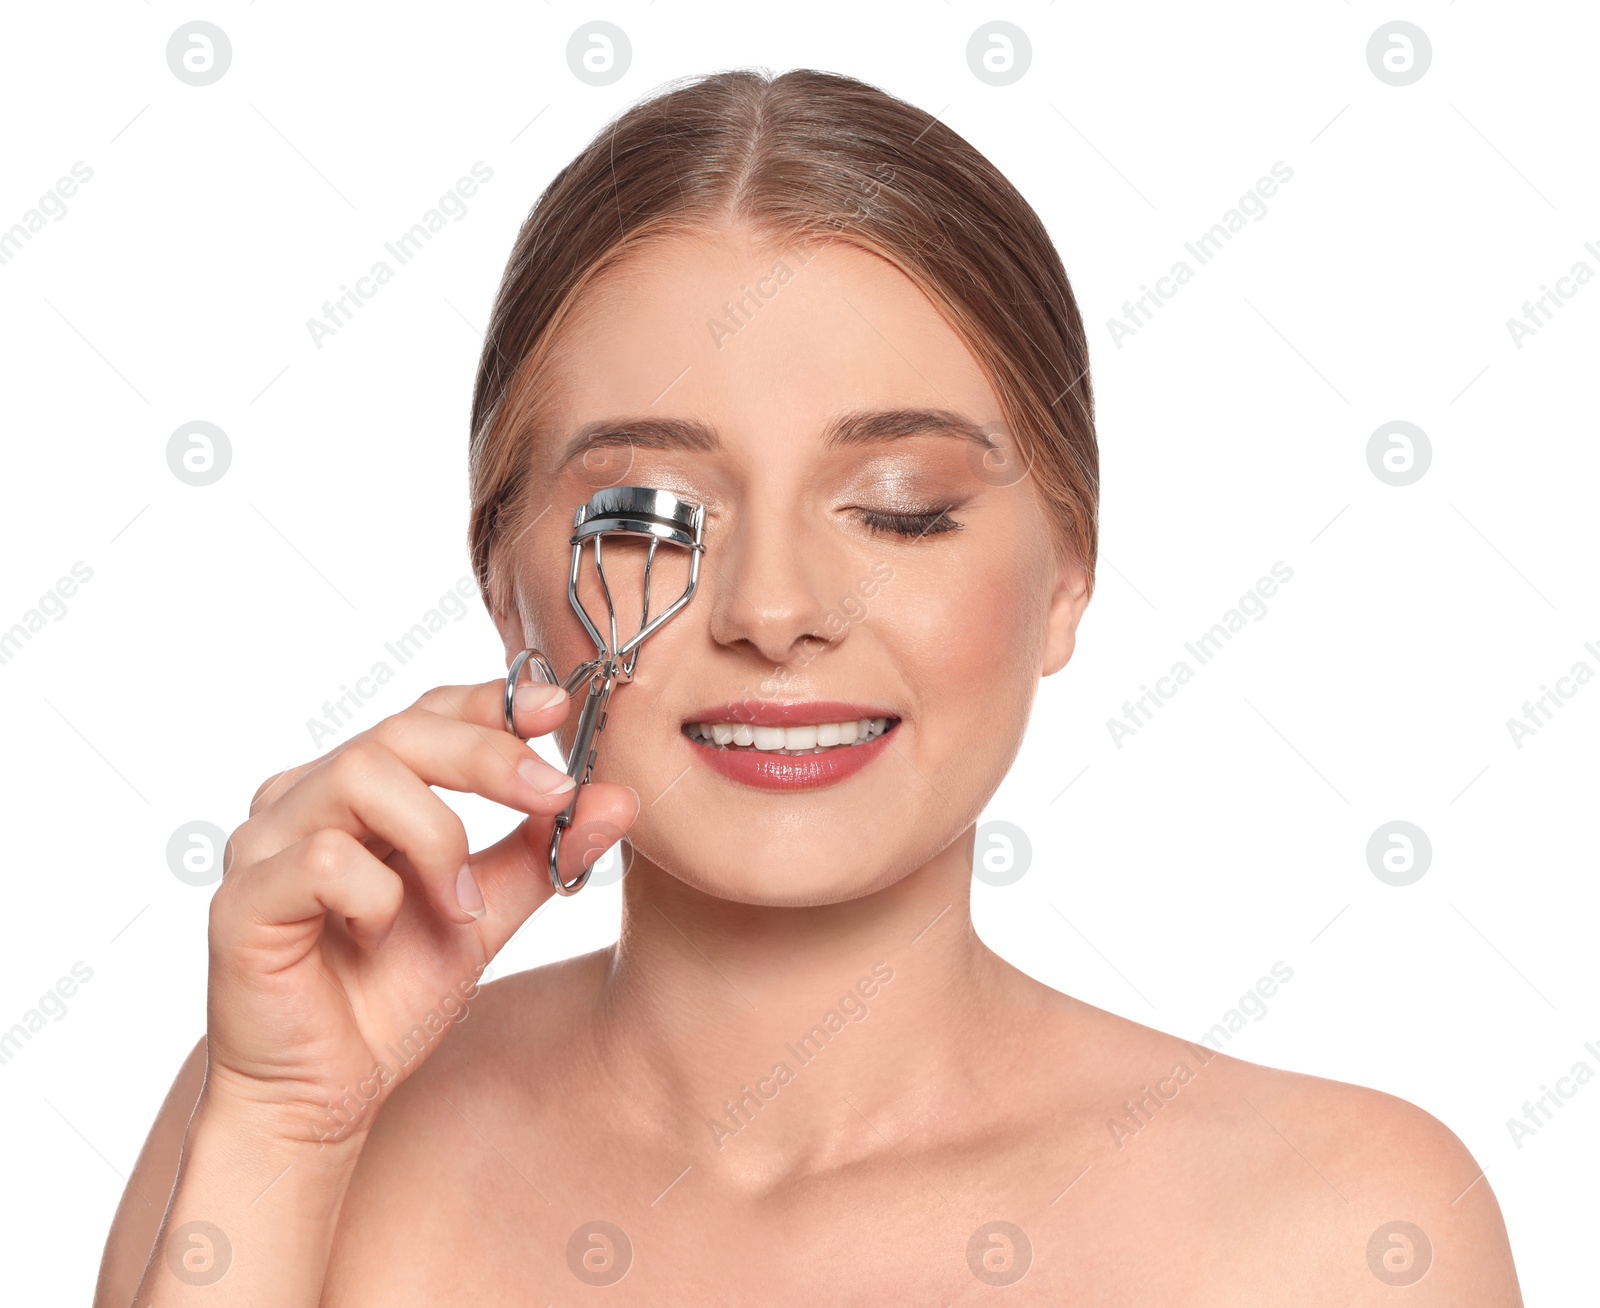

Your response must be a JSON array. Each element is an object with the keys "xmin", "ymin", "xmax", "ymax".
[{"xmin": 633, "ymin": 836, "xmax": 912, "ymax": 908}]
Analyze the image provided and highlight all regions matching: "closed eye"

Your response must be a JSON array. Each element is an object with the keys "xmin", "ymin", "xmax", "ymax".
[{"xmin": 855, "ymin": 506, "xmax": 962, "ymax": 539}]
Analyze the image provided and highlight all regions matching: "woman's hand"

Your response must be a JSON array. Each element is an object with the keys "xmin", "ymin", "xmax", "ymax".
[{"xmin": 200, "ymin": 677, "xmax": 636, "ymax": 1147}]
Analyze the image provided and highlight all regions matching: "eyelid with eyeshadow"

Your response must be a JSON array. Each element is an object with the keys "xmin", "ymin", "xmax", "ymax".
[
  {"xmin": 557, "ymin": 445, "xmax": 966, "ymax": 541},
  {"xmin": 854, "ymin": 505, "xmax": 963, "ymax": 538}
]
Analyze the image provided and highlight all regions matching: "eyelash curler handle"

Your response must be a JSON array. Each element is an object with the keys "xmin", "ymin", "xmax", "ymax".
[
  {"xmin": 503, "ymin": 647, "xmax": 610, "ymax": 895},
  {"xmin": 549, "ymin": 665, "xmax": 616, "ymax": 891}
]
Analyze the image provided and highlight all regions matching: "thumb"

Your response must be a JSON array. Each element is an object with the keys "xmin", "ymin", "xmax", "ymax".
[{"xmin": 469, "ymin": 781, "xmax": 641, "ymax": 954}]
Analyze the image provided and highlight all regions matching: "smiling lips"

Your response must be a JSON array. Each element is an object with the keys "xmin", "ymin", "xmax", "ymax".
[{"xmin": 680, "ymin": 701, "xmax": 901, "ymax": 790}]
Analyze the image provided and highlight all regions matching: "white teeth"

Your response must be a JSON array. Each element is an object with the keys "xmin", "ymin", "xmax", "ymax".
[{"xmin": 685, "ymin": 716, "xmax": 896, "ymax": 754}]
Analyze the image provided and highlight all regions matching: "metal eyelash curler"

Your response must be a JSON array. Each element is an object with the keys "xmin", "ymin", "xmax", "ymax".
[{"xmin": 503, "ymin": 485, "xmax": 706, "ymax": 896}]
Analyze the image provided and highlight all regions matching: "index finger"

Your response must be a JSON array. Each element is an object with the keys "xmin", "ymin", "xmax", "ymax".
[
  {"xmin": 250, "ymin": 676, "xmax": 568, "ymax": 818},
  {"xmin": 415, "ymin": 675, "xmax": 568, "ymax": 741}
]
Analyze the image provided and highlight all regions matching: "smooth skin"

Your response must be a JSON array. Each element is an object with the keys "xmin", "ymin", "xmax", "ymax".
[{"xmin": 97, "ymin": 226, "xmax": 1522, "ymax": 1306}]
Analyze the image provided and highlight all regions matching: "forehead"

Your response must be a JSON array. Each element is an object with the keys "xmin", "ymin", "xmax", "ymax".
[{"xmin": 538, "ymin": 226, "xmax": 1004, "ymax": 462}]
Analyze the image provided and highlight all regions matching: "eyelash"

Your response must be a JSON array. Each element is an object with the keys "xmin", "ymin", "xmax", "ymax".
[{"xmin": 855, "ymin": 506, "xmax": 963, "ymax": 539}]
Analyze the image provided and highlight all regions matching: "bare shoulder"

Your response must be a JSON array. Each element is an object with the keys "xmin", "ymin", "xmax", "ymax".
[
  {"xmin": 1226, "ymin": 1055, "xmax": 1524, "ymax": 1302},
  {"xmin": 1107, "ymin": 1018, "xmax": 1523, "ymax": 1303},
  {"xmin": 1003, "ymin": 985, "xmax": 1523, "ymax": 1304}
]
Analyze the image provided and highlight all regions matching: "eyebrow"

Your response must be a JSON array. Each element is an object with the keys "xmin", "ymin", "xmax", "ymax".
[{"xmin": 554, "ymin": 407, "xmax": 995, "ymax": 470}]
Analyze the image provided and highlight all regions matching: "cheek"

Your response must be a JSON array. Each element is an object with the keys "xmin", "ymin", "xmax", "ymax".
[
  {"xmin": 880, "ymin": 537, "xmax": 1044, "ymax": 736},
  {"xmin": 512, "ymin": 565, "xmax": 570, "ymax": 661}
]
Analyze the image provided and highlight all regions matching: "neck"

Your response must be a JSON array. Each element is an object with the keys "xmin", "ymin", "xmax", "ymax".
[{"xmin": 591, "ymin": 827, "xmax": 1026, "ymax": 1183}]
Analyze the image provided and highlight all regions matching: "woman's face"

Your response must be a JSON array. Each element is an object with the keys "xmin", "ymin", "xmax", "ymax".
[{"xmin": 497, "ymin": 224, "xmax": 1089, "ymax": 905}]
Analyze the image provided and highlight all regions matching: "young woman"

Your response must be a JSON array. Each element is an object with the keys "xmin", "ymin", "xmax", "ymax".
[{"xmin": 97, "ymin": 69, "xmax": 1522, "ymax": 1304}]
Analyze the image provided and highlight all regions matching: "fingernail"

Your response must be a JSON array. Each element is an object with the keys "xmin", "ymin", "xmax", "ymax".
[
  {"xmin": 626, "ymin": 784, "xmax": 641, "ymax": 819},
  {"xmin": 456, "ymin": 862, "xmax": 486, "ymax": 919},
  {"xmin": 515, "ymin": 682, "xmax": 565, "ymax": 714},
  {"xmin": 519, "ymin": 755, "xmax": 577, "ymax": 795}
]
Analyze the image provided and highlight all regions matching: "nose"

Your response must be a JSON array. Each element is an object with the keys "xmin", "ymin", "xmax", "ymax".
[{"xmin": 702, "ymin": 498, "xmax": 840, "ymax": 668}]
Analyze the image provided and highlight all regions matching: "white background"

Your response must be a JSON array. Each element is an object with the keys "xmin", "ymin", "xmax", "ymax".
[{"xmin": 1, "ymin": 1, "xmax": 1595, "ymax": 1300}]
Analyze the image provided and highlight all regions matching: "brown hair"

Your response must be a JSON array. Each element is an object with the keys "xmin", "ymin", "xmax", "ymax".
[{"xmin": 468, "ymin": 67, "xmax": 1098, "ymax": 619}]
